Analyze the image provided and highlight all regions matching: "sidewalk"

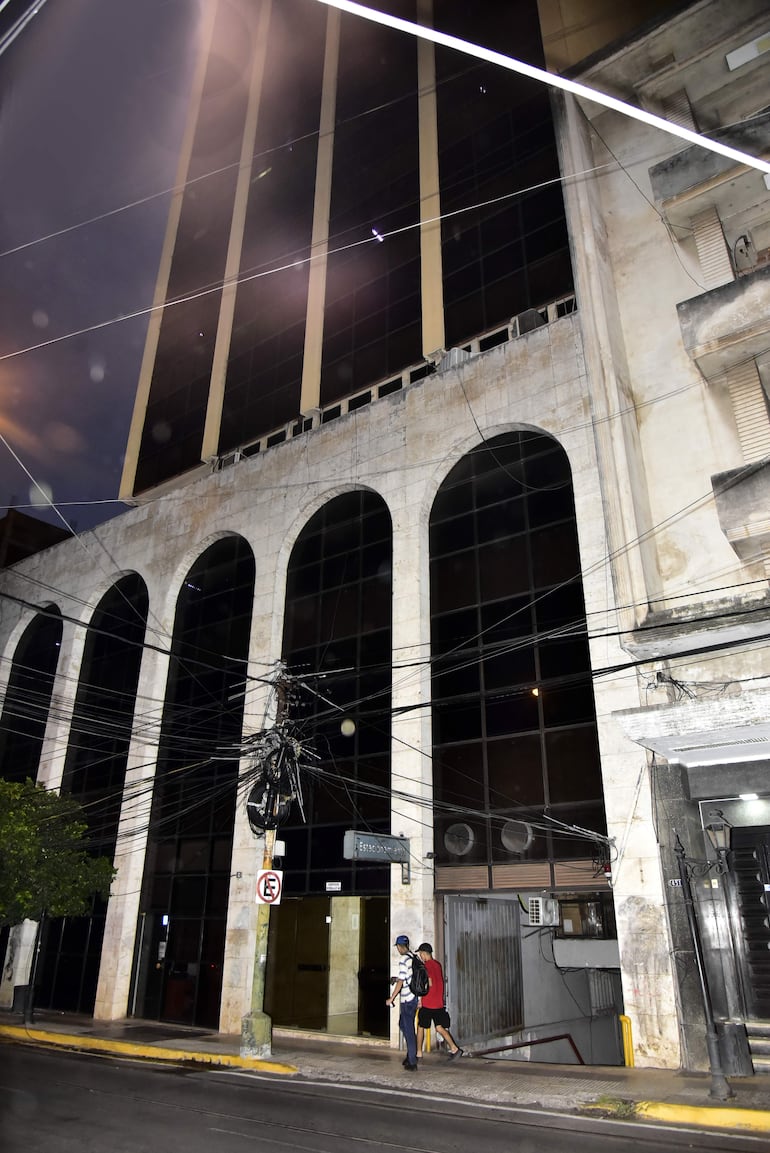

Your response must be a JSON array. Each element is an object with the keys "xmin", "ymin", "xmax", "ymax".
[{"xmin": 2, "ymin": 1009, "xmax": 770, "ymax": 1135}]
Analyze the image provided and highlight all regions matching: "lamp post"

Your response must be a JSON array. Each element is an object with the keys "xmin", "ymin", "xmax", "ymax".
[{"xmin": 673, "ymin": 816, "xmax": 734, "ymax": 1101}]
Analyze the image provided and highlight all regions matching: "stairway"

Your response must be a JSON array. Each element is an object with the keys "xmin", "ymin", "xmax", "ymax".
[{"xmin": 745, "ymin": 1021, "xmax": 770, "ymax": 1072}]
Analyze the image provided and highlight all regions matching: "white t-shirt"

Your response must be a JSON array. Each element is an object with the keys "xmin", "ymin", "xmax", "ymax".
[{"xmin": 398, "ymin": 952, "xmax": 415, "ymax": 1001}]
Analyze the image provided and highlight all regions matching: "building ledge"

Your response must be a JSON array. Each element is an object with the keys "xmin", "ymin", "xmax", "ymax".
[
  {"xmin": 623, "ymin": 589, "xmax": 770, "ymax": 660},
  {"xmin": 649, "ymin": 113, "xmax": 770, "ymax": 232},
  {"xmin": 616, "ymin": 686, "xmax": 770, "ymax": 767},
  {"xmin": 676, "ymin": 264, "xmax": 770, "ymax": 381}
]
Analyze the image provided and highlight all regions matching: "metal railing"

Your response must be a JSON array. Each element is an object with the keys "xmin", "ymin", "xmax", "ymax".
[
  {"xmin": 212, "ymin": 293, "xmax": 578, "ymax": 474},
  {"xmin": 471, "ymin": 1031, "xmax": 585, "ymax": 1064}
]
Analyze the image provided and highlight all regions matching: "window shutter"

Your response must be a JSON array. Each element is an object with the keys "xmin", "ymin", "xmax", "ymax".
[
  {"xmin": 692, "ymin": 206, "xmax": 734, "ymax": 288},
  {"xmin": 727, "ymin": 362, "xmax": 770, "ymax": 463}
]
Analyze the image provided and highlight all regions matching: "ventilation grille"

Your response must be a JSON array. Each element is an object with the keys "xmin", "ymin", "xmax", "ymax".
[{"xmin": 528, "ymin": 896, "xmax": 559, "ymax": 926}]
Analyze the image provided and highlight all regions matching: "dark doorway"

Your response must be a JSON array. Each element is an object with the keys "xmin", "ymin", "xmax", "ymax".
[
  {"xmin": 266, "ymin": 897, "xmax": 331, "ymax": 1030},
  {"xmin": 265, "ymin": 894, "xmax": 389, "ymax": 1036},
  {"xmin": 729, "ymin": 826, "xmax": 770, "ymax": 1019}
]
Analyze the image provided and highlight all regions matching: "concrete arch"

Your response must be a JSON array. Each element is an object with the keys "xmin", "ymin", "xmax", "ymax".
[
  {"xmin": 420, "ymin": 421, "xmax": 576, "ymax": 535},
  {"xmin": 158, "ymin": 529, "xmax": 255, "ymax": 638},
  {"xmin": 0, "ymin": 601, "xmax": 62, "ymax": 698}
]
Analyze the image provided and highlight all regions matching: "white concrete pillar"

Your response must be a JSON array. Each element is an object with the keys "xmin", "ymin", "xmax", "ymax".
[
  {"xmin": 388, "ymin": 484, "xmax": 435, "ymax": 1046},
  {"xmin": 92, "ymin": 640, "xmax": 170, "ymax": 1021},
  {"xmin": 327, "ymin": 896, "xmax": 362, "ymax": 1034}
]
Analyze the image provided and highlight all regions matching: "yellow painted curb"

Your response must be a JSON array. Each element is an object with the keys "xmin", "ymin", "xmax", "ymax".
[
  {"xmin": 638, "ymin": 1101, "xmax": 770, "ymax": 1133},
  {"xmin": 0, "ymin": 1023, "xmax": 297, "ymax": 1075}
]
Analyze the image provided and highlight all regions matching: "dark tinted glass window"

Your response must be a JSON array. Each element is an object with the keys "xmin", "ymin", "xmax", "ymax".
[
  {"xmin": 220, "ymin": 0, "xmax": 327, "ymax": 452},
  {"xmin": 135, "ymin": 2, "xmax": 261, "ymax": 492},
  {"xmin": 433, "ymin": 1, "xmax": 573, "ymax": 346},
  {"xmin": 430, "ymin": 431, "xmax": 605, "ymax": 869},
  {"xmin": 0, "ymin": 610, "xmax": 62, "ymax": 783},
  {"xmin": 136, "ymin": 536, "xmax": 255, "ymax": 1027},
  {"xmin": 321, "ymin": 4, "xmax": 420, "ymax": 404},
  {"xmin": 282, "ymin": 491, "xmax": 392, "ymax": 894}
]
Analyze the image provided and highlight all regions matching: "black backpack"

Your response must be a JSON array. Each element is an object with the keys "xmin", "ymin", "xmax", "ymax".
[{"xmin": 409, "ymin": 952, "xmax": 430, "ymax": 997}]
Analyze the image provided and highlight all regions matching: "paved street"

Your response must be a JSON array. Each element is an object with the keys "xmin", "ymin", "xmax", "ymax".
[{"xmin": 0, "ymin": 1043, "xmax": 766, "ymax": 1153}]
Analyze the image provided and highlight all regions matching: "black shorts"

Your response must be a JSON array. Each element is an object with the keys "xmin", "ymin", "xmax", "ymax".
[{"xmin": 418, "ymin": 1006, "xmax": 451, "ymax": 1029}]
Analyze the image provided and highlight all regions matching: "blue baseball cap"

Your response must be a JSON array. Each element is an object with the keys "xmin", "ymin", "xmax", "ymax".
[{"xmin": 394, "ymin": 934, "xmax": 409, "ymax": 946}]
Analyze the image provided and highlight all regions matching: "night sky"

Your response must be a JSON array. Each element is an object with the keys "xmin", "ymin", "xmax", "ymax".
[{"xmin": 0, "ymin": 0, "xmax": 197, "ymax": 531}]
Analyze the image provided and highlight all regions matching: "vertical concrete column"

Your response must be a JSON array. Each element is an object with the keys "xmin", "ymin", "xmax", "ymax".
[
  {"xmin": 327, "ymin": 896, "xmax": 362, "ymax": 1034},
  {"xmin": 202, "ymin": 0, "xmax": 273, "ymax": 461},
  {"xmin": 300, "ymin": 7, "xmax": 340, "ymax": 415},
  {"xmin": 573, "ymin": 426, "xmax": 683, "ymax": 1070},
  {"xmin": 417, "ymin": 0, "xmax": 445, "ymax": 360},
  {"xmin": 36, "ymin": 616, "xmax": 84, "ymax": 793},
  {"xmin": 221, "ymin": 551, "xmax": 282, "ymax": 1036},
  {"xmin": 93, "ymin": 641, "xmax": 170, "ymax": 1021},
  {"xmin": 388, "ymin": 482, "xmax": 434, "ymax": 1047}
]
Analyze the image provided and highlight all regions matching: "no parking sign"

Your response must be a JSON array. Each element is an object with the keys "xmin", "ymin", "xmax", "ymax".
[{"xmin": 256, "ymin": 869, "xmax": 283, "ymax": 904}]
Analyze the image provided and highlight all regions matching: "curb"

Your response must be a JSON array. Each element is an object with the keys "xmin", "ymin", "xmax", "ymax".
[
  {"xmin": 0, "ymin": 1024, "xmax": 298, "ymax": 1075},
  {"xmin": 637, "ymin": 1100, "xmax": 770, "ymax": 1134}
]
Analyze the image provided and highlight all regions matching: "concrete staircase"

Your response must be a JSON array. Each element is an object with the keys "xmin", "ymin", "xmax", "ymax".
[{"xmin": 746, "ymin": 1021, "xmax": 770, "ymax": 1072}]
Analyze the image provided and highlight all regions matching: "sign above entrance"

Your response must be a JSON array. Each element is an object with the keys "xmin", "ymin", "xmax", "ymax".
[
  {"xmin": 256, "ymin": 869, "xmax": 283, "ymax": 904},
  {"xmin": 343, "ymin": 831, "xmax": 410, "ymax": 884}
]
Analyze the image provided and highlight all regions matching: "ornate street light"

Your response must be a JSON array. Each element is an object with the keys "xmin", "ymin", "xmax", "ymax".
[{"xmin": 673, "ymin": 813, "xmax": 734, "ymax": 1101}]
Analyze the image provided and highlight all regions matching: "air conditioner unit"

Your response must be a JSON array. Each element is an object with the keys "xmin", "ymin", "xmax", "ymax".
[
  {"xmin": 439, "ymin": 347, "xmax": 471, "ymax": 373},
  {"xmin": 528, "ymin": 896, "xmax": 560, "ymax": 926}
]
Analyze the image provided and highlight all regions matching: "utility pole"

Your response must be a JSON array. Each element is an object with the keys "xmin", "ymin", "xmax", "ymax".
[{"xmin": 240, "ymin": 668, "xmax": 289, "ymax": 1058}]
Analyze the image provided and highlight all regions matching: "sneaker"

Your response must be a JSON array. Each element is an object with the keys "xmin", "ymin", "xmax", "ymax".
[
  {"xmin": 403, "ymin": 1062, "xmax": 418, "ymax": 1071},
  {"xmin": 447, "ymin": 1047, "xmax": 464, "ymax": 1060}
]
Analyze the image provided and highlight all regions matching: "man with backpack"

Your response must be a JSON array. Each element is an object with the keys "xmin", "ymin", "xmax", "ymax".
[
  {"xmin": 386, "ymin": 934, "xmax": 419, "ymax": 1070},
  {"xmin": 416, "ymin": 942, "xmax": 463, "ymax": 1060}
]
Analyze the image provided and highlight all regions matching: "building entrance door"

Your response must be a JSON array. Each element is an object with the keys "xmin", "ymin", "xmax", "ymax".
[
  {"xmin": 265, "ymin": 895, "xmax": 388, "ymax": 1036},
  {"xmin": 728, "ymin": 826, "xmax": 770, "ymax": 1019}
]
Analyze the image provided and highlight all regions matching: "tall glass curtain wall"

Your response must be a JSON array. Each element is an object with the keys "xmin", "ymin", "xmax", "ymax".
[
  {"xmin": 279, "ymin": 491, "xmax": 393, "ymax": 894},
  {"xmin": 320, "ymin": 1, "xmax": 420, "ymax": 406},
  {"xmin": 131, "ymin": 0, "xmax": 572, "ymax": 489},
  {"xmin": 430, "ymin": 432, "xmax": 606, "ymax": 869},
  {"xmin": 0, "ymin": 610, "xmax": 62, "ymax": 783},
  {"xmin": 219, "ymin": 0, "xmax": 326, "ymax": 451},
  {"xmin": 37, "ymin": 576, "xmax": 148, "ymax": 1014},
  {"xmin": 135, "ymin": 2, "xmax": 263, "ymax": 492},
  {"xmin": 132, "ymin": 538, "xmax": 255, "ymax": 1028},
  {"xmin": 433, "ymin": 2, "xmax": 573, "ymax": 346}
]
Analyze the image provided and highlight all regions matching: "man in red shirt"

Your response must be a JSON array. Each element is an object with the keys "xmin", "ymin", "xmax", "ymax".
[{"xmin": 416, "ymin": 942, "xmax": 463, "ymax": 1059}]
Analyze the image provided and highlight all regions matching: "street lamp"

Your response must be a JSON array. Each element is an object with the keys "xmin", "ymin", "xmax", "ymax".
[{"xmin": 673, "ymin": 815, "xmax": 734, "ymax": 1101}]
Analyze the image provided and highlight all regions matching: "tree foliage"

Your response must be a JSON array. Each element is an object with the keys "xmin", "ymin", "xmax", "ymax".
[{"xmin": 0, "ymin": 779, "xmax": 115, "ymax": 927}]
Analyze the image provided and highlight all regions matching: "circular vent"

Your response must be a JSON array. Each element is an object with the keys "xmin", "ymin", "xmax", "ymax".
[
  {"xmin": 444, "ymin": 822, "xmax": 475, "ymax": 857},
  {"xmin": 500, "ymin": 819, "xmax": 533, "ymax": 854}
]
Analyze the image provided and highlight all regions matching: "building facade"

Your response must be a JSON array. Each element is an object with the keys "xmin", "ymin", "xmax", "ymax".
[{"xmin": 1, "ymin": 0, "xmax": 769, "ymax": 1072}]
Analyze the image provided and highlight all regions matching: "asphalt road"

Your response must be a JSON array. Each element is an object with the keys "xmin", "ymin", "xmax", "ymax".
[{"xmin": 0, "ymin": 1043, "xmax": 765, "ymax": 1153}]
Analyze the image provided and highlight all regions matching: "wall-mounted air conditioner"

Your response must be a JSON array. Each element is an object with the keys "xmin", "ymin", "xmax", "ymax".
[{"xmin": 528, "ymin": 896, "xmax": 560, "ymax": 926}]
